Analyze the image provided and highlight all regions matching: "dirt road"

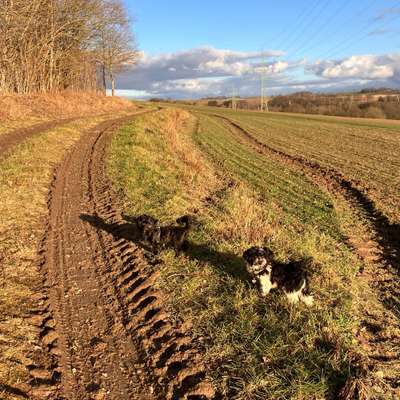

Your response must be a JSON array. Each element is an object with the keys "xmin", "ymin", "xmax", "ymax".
[
  {"xmin": 34, "ymin": 114, "xmax": 214, "ymax": 399},
  {"xmin": 0, "ymin": 119, "xmax": 76, "ymax": 159}
]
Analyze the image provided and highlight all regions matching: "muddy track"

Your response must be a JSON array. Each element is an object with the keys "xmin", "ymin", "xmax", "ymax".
[
  {"xmin": 210, "ymin": 114, "xmax": 400, "ymax": 396},
  {"xmin": 32, "ymin": 113, "xmax": 214, "ymax": 399},
  {"xmin": 0, "ymin": 119, "xmax": 76, "ymax": 159}
]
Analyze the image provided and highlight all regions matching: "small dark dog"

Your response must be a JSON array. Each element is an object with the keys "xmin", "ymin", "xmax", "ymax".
[
  {"xmin": 136, "ymin": 215, "xmax": 161, "ymax": 244},
  {"xmin": 158, "ymin": 215, "xmax": 193, "ymax": 254},
  {"xmin": 242, "ymin": 246, "xmax": 314, "ymax": 306}
]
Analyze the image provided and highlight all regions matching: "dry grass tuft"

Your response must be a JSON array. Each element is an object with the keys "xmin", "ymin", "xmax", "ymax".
[
  {"xmin": 209, "ymin": 183, "xmax": 277, "ymax": 247},
  {"xmin": 0, "ymin": 91, "xmax": 136, "ymax": 121},
  {"xmin": 339, "ymin": 378, "xmax": 370, "ymax": 400},
  {"xmin": 339, "ymin": 354, "xmax": 371, "ymax": 400}
]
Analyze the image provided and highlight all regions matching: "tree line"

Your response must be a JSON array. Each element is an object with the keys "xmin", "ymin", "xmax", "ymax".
[
  {"xmin": 268, "ymin": 92, "xmax": 400, "ymax": 119},
  {"xmin": 206, "ymin": 91, "xmax": 400, "ymax": 120},
  {"xmin": 0, "ymin": 0, "xmax": 138, "ymax": 95}
]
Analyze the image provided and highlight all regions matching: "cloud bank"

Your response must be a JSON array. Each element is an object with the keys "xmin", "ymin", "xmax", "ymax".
[{"xmin": 116, "ymin": 46, "xmax": 400, "ymax": 98}]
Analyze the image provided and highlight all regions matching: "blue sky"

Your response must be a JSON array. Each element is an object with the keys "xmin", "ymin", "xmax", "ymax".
[{"xmin": 117, "ymin": 0, "xmax": 400, "ymax": 98}]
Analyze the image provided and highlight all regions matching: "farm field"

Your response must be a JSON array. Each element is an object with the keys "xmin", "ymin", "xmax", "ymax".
[
  {"xmin": 1, "ymin": 104, "xmax": 399, "ymax": 400},
  {"xmin": 108, "ymin": 107, "xmax": 400, "ymax": 399},
  {"xmin": 193, "ymin": 106, "xmax": 400, "ymax": 226},
  {"xmin": 3, "ymin": 1, "xmax": 400, "ymax": 399}
]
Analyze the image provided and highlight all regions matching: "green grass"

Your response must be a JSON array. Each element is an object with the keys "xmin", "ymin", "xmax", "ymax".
[
  {"xmin": 108, "ymin": 108, "xmax": 369, "ymax": 399},
  {"xmin": 191, "ymin": 106, "xmax": 400, "ymax": 225},
  {"xmin": 194, "ymin": 114, "xmax": 340, "ymax": 237}
]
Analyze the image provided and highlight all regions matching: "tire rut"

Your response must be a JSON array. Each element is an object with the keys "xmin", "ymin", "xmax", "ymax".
[
  {"xmin": 35, "ymin": 112, "xmax": 214, "ymax": 399},
  {"xmin": 0, "ymin": 119, "xmax": 75, "ymax": 159},
  {"xmin": 211, "ymin": 114, "xmax": 400, "ymax": 397}
]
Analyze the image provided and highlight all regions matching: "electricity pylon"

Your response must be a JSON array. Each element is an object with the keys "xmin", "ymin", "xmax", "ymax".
[
  {"xmin": 260, "ymin": 67, "xmax": 269, "ymax": 112},
  {"xmin": 231, "ymin": 86, "xmax": 238, "ymax": 110}
]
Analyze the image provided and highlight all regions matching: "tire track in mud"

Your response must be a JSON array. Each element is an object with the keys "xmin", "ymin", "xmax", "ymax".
[
  {"xmin": 210, "ymin": 114, "xmax": 400, "ymax": 396},
  {"xmin": 35, "ymin": 112, "xmax": 214, "ymax": 399},
  {"xmin": 0, "ymin": 119, "xmax": 75, "ymax": 159}
]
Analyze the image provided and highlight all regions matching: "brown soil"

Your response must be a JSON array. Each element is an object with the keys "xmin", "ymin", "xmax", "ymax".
[
  {"xmin": 25, "ymin": 113, "xmax": 214, "ymax": 400},
  {"xmin": 0, "ymin": 119, "xmax": 75, "ymax": 159},
  {"xmin": 213, "ymin": 114, "xmax": 400, "ymax": 398}
]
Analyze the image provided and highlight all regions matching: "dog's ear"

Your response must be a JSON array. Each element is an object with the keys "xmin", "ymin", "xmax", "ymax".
[
  {"xmin": 176, "ymin": 215, "xmax": 195, "ymax": 226},
  {"xmin": 262, "ymin": 247, "xmax": 274, "ymax": 259},
  {"xmin": 242, "ymin": 249, "xmax": 249, "ymax": 261},
  {"xmin": 242, "ymin": 248, "xmax": 253, "ymax": 263},
  {"xmin": 176, "ymin": 215, "xmax": 186, "ymax": 224}
]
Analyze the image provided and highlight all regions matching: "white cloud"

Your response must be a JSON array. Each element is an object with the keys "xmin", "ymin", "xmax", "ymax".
[
  {"xmin": 116, "ymin": 46, "xmax": 288, "ymax": 97},
  {"xmin": 309, "ymin": 54, "xmax": 400, "ymax": 80},
  {"xmin": 115, "ymin": 46, "xmax": 400, "ymax": 98}
]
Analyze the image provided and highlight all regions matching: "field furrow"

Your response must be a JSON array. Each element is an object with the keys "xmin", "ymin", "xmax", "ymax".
[{"xmin": 196, "ymin": 107, "xmax": 400, "ymax": 226}]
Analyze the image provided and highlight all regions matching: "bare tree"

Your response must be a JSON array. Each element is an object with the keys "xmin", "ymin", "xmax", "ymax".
[
  {"xmin": 94, "ymin": 0, "xmax": 139, "ymax": 96},
  {"xmin": 0, "ymin": 0, "xmax": 138, "ymax": 94}
]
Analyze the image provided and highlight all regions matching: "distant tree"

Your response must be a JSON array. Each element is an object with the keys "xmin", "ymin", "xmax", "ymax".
[
  {"xmin": 93, "ymin": 0, "xmax": 139, "ymax": 96},
  {"xmin": 363, "ymin": 106, "xmax": 386, "ymax": 119},
  {"xmin": 207, "ymin": 100, "xmax": 218, "ymax": 107},
  {"xmin": 149, "ymin": 98, "xmax": 164, "ymax": 102}
]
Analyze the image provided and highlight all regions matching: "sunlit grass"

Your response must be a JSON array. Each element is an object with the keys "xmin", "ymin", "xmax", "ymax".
[{"xmin": 108, "ymin": 108, "xmax": 367, "ymax": 399}]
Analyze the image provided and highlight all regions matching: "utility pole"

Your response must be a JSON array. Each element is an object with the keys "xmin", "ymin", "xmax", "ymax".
[
  {"xmin": 231, "ymin": 86, "xmax": 237, "ymax": 110},
  {"xmin": 260, "ymin": 65, "xmax": 269, "ymax": 112}
]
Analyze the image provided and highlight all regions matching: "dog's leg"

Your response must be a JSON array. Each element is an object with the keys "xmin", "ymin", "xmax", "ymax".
[
  {"xmin": 259, "ymin": 274, "xmax": 273, "ymax": 297},
  {"xmin": 300, "ymin": 294, "xmax": 314, "ymax": 306},
  {"xmin": 181, "ymin": 240, "xmax": 189, "ymax": 251},
  {"xmin": 299, "ymin": 283, "xmax": 314, "ymax": 306},
  {"xmin": 286, "ymin": 282, "xmax": 314, "ymax": 306},
  {"xmin": 285, "ymin": 291, "xmax": 300, "ymax": 304}
]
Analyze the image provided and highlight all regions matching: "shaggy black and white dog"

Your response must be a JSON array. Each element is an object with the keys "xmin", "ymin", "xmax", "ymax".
[{"xmin": 242, "ymin": 246, "xmax": 314, "ymax": 306}]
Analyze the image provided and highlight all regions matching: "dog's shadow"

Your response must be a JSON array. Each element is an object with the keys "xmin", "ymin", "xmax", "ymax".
[
  {"xmin": 80, "ymin": 213, "xmax": 248, "ymax": 282},
  {"xmin": 80, "ymin": 213, "xmax": 152, "ymax": 252},
  {"xmin": 183, "ymin": 242, "xmax": 248, "ymax": 281}
]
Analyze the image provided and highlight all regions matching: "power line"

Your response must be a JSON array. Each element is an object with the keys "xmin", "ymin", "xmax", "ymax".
[
  {"xmin": 318, "ymin": 0, "xmax": 400, "ymax": 60},
  {"xmin": 291, "ymin": 0, "xmax": 379, "ymax": 60},
  {"xmin": 260, "ymin": 0, "xmax": 320, "ymax": 53},
  {"xmin": 289, "ymin": 0, "xmax": 350, "ymax": 60},
  {"xmin": 282, "ymin": 0, "xmax": 331, "ymax": 55}
]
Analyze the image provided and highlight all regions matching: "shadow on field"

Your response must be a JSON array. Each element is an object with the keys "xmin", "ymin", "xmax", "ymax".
[
  {"xmin": 80, "ymin": 213, "xmax": 248, "ymax": 280},
  {"xmin": 182, "ymin": 242, "xmax": 248, "ymax": 282},
  {"xmin": 80, "ymin": 213, "xmax": 154, "ymax": 254},
  {"xmin": 80, "ymin": 213, "xmax": 351, "ymax": 399}
]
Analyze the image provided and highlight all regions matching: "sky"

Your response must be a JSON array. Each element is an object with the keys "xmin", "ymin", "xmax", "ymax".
[{"xmin": 116, "ymin": 0, "xmax": 400, "ymax": 99}]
